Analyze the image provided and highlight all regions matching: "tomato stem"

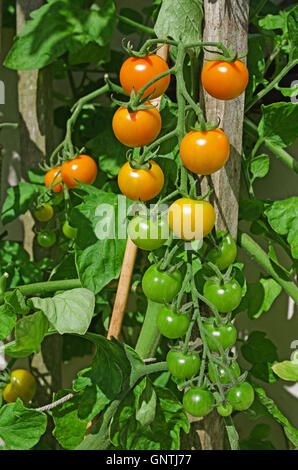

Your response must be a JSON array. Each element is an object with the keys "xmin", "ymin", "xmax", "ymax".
[{"xmin": 135, "ymin": 299, "xmax": 162, "ymax": 359}]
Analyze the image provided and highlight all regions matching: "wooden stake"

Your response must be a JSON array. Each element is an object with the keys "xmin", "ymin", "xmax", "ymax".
[{"xmin": 107, "ymin": 44, "xmax": 169, "ymax": 340}]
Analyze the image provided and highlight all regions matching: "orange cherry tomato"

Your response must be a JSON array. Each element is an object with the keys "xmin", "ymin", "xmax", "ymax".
[
  {"xmin": 180, "ymin": 129, "xmax": 230, "ymax": 175},
  {"xmin": 118, "ymin": 160, "xmax": 164, "ymax": 202},
  {"xmin": 120, "ymin": 54, "xmax": 170, "ymax": 99},
  {"xmin": 201, "ymin": 59, "xmax": 249, "ymax": 100},
  {"xmin": 45, "ymin": 166, "xmax": 63, "ymax": 192},
  {"xmin": 112, "ymin": 105, "xmax": 161, "ymax": 148},
  {"xmin": 168, "ymin": 198, "xmax": 215, "ymax": 240},
  {"xmin": 61, "ymin": 154, "xmax": 98, "ymax": 189}
]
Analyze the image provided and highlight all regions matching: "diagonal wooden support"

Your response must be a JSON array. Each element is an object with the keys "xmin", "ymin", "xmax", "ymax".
[{"xmin": 107, "ymin": 44, "xmax": 169, "ymax": 341}]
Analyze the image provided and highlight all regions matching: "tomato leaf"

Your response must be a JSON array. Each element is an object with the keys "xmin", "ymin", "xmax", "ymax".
[
  {"xmin": 0, "ymin": 304, "xmax": 17, "ymax": 341},
  {"xmin": 245, "ymin": 277, "xmax": 282, "ymax": 319},
  {"xmin": 73, "ymin": 187, "xmax": 133, "ymax": 294},
  {"xmin": 272, "ymin": 360, "xmax": 298, "ymax": 381},
  {"xmin": 4, "ymin": 289, "xmax": 30, "ymax": 316},
  {"xmin": 0, "ymin": 399, "xmax": 47, "ymax": 450},
  {"xmin": 30, "ymin": 288, "xmax": 95, "ymax": 335},
  {"xmin": 254, "ymin": 385, "xmax": 298, "ymax": 449},
  {"xmin": 154, "ymin": 0, "xmax": 203, "ymax": 52},
  {"xmin": 241, "ymin": 331, "xmax": 279, "ymax": 383},
  {"xmin": 5, "ymin": 311, "xmax": 49, "ymax": 358},
  {"xmin": 258, "ymin": 103, "xmax": 298, "ymax": 148},
  {"xmin": 4, "ymin": 0, "xmax": 116, "ymax": 69},
  {"xmin": 264, "ymin": 197, "xmax": 298, "ymax": 259},
  {"xmin": 249, "ymin": 154, "xmax": 270, "ymax": 181},
  {"xmin": 135, "ymin": 377, "xmax": 157, "ymax": 427},
  {"xmin": 52, "ymin": 390, "xmax": 87, "ymax": 450},
  {"xmin": 1, "ymin": 182, "xmax": 40, "ymax": 225}
]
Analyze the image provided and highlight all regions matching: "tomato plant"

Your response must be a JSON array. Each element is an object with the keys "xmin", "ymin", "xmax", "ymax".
[
  {"xmin": 0, "ymin": 0, "xmax": 297, "ymax": 453},
  {"xmin": 201, "ymin": 59, "xmax": 249, "ymax": 100},
  {"xmin": 2, "ymin": 370, "xmax": 36, "ymax": 404},
  {"xmin": 166, "ymin": 350, "xmax": 201, "ymax": 379},
  {"xmin": 120, "ymin": 54, "xmax": 170, "ymax": 99},
  {"xmin": 180, "ymin": 129, "xmax": 230, "ymax": 175},
  {"xmin": 128, "ymin": 215, "xmax": 168, "ymax": 250},
  {"xmin": 203, "ymin": 277, "xmax": 242, "ymax": 313},
  {"xmin": 118, "ymin": 161, "xmax": 164, "ymax": 201},
  {"xmin": 142, "ymin": 264, "xmax": 183, "ymax": 303},
  {"xmin": 112, "ymin": 105, "xmax": 162, "ymax": 147},
  {"xmin": 61, "ymin": 154, "xmax": 97, "ymax": 189},
  {"xmin": 226, "ymin": 382, "xmax": 255, "ymax": 411},
  {"xmin": 37, "ymin": 231, "xmax": 57, "ymax": 248},
  {"xmin": 34, "ymin": 204, "xmax": 54, "ymax": 222},
  {"xmin": 183, "ymin": 388, "xmax": 215, "ymax": 417},
  {"xmin": 157, "ymin": 307, "xmax": 190, "ymax": 339},
  {"xmin": 204, "ymin": 321, "xmax": 237, "ymax": 352},
  {"xmin": 168, "ymin": 198, "xmax": 216, "ymax": 240}
]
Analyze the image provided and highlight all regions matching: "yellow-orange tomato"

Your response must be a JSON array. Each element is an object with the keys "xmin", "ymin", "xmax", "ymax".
[
  {"xmin": 168, "ymin": 198, "xmax": 215, "ymax": 240},
  {"xmin": 180, "ymin": 129, "xmax": 230, "ymax": 175},
  {"xmin": 120, "ymin": 54, "xmax": 170, "ymax": 99},
  {"xmin": 118, "ymin": 160, "xmax": 164, "ymax": 202},
  {"xmin": 45, "ymin": 166, "xmax": 63, "ymax": 192},
  {"xmin": 112, "ymin": 105, "xmax": 162, "ymax": 148},
  {"xmin": 61, "ymin": 154, "xmax": 98, "ymax": 189},
  {"xmin": 2, "ymin": 369, "xmax": 37, "ymax": 403},
  {"xmin": 201, "ymin": 59, "xmax": 249, "ymax": 100}
]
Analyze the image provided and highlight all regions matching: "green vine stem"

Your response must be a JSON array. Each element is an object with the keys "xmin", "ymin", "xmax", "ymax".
[
  {"xmin": 117, "ymin": 15, "xmax": 155, "ymax": 36},
  {"xmin": 8, "ymin": 279, "xmax": 81, "ymax": 297},
  {"xmin": 238, "ymin": 232, "xmax": 298, "ymax": 303},
  {"xmin": 245, "ymin": 58, "xmax": 298, "ymax": 112},
  {"xmin": 135, "ymin": 299, "xmax": 163, "ymax": 359},
  {"xmin": 243, "ymin": 117, "xmax": 298, "ymax": 173}
]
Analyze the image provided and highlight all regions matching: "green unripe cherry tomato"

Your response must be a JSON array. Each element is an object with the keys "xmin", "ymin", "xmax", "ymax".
[
  {"xmin": 183, "ymin": 388, "xmax": 215, "ymax": 417},
  {"xmin": 203, "ymin": 277, "xmax": 242, "ymax": 313},
  {"xmin": 166, "ymin": 350, "xmax": 201, "ymax": 379},
  {"xmin": 157, "ymin": 307, "xmax": 190, "ymax": 339},
  {"xmin": 204, "ymin": 321, "xmax": 237, "ymax": 352},
  {"xmin": 203, "ymin": 231, "xmax": 237, "ymax": 271},
  {"xmin": 2, "ymin": 369, "xmax": 37, "ymax": 403},
  {"xmin": 34, "ymin": 203, "xmax": 54, "ymax": 222},
  {"xmin": 208, "ymin": 360, "xmax": 241, "ymax": 384},
  {"xmin": 226, "ymin": 382, "xmax": 255, "ymax": 411},
  {"xmin": 128, "ymin": 215, "xmax": 168, "ymax": 250},
  {"xmin": 217, "ymin": 402, "xmax": 233, "ymax": 417},
  {"xmin": 63, "ymin": 221, "xmax": 78, "ymax": 240},
  {"xmin": 142, "ymin": 264, "xmax": 183, "ymax": 303},
  {"xmin": 37, "ymin": 231, "xmax": 56, "ymax": 248}
]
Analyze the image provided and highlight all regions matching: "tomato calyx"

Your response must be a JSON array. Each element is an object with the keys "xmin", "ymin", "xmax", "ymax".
[
  {"xmin": 111, "ymin": 89, "xmax": 156, "ymax": 114},
  {"xmin": 126, "ymin": 147, "xmax": 159, "ymax": 170},
  {"xmin": 188, "ymin": 116, "xmax": 222, "ymax": 133},
  {"xmin": 204, "ymin": 45, "xmax": 247, "ymax": 63},
  {"xmin": 122, "ymin": 38, "xmax": 162, "ymax": 59}
]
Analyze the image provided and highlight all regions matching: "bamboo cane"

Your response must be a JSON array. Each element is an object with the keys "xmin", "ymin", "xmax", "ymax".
[{"xmin": 107, "ymin": 44, "xmax": 169, "ymax": 340}]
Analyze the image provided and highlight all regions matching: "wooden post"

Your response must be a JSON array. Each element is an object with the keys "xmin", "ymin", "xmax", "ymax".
[
  {"xmin": 16, "ymin": 3, "xmax": 62, "ymax": 446},
  {"xmin": 187, "ymin": 0, "xmax": 250, "ymax": 450}
]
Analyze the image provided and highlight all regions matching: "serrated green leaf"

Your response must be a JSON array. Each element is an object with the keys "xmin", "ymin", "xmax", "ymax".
[
  {"xmin": 4, "ymin": 289, "xmax": 30, "ymax": 316},
  {"xmin": 4, "ymin": 0, "xmax": 116, "ymax": 70},
  {"xmin": 52, "ymin": 390, "xmax": 87, "ymax": 450},
  {"xmin": 30, "ymin": 288, "xmax": 95, "ymax": 335},
  {"xmin": 250, "ymin": 155, "xmax": 270, "ymax": 180},
  {"xmin": 258, "ymin": 103, "xmax": 298, "ymax": 148},
  {"xmin": 1, "ymin": 182, "xmax": 40, "ymax": 225},
  {"xmin": 5, "ymin": 311, "xmax": 49, "ymax": 358},
  {"xmin": 0, "ymin": 399, "xmax": 47, "ymax": 450},
  {"xmin": 246, "ymin": 277, "xmax": 282, "ymax": 319},
  {"xmin": 0, "ymin": 304, "xmax": 17, "ymax": 341},
  {"xmin": 135, "ymin": 377, "xmax": 157, "ymax": 426}
]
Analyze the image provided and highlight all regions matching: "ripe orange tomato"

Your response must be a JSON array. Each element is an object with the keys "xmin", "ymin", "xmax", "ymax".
[
  {"xmin": 118, "ymin": 160, "xmax": 164, "ymax": 201},
  {"xmin": 120, "ymin": 54, "xmax": 170, "ymax": 99},
  {"xmin": 180, "ymin": 129, "xmax": 230, "ymax": 175},
  {"xmin": 112, "ymin": 105, "xmax": 161, "ymax": 148},
  {"xmin": 61, "ymin": 154, "xmax": 97, "ymax": 189},
  {"xmin": 168, "ymin": 198, "xmax": 215, "ymax": 240},
  {"xmin": 45, "ymin": 166, "xmax": 63, "ymax": 192},
  {"xmin": 201, "ymin": 59, "xmax": 249, "ymax": 100}
]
